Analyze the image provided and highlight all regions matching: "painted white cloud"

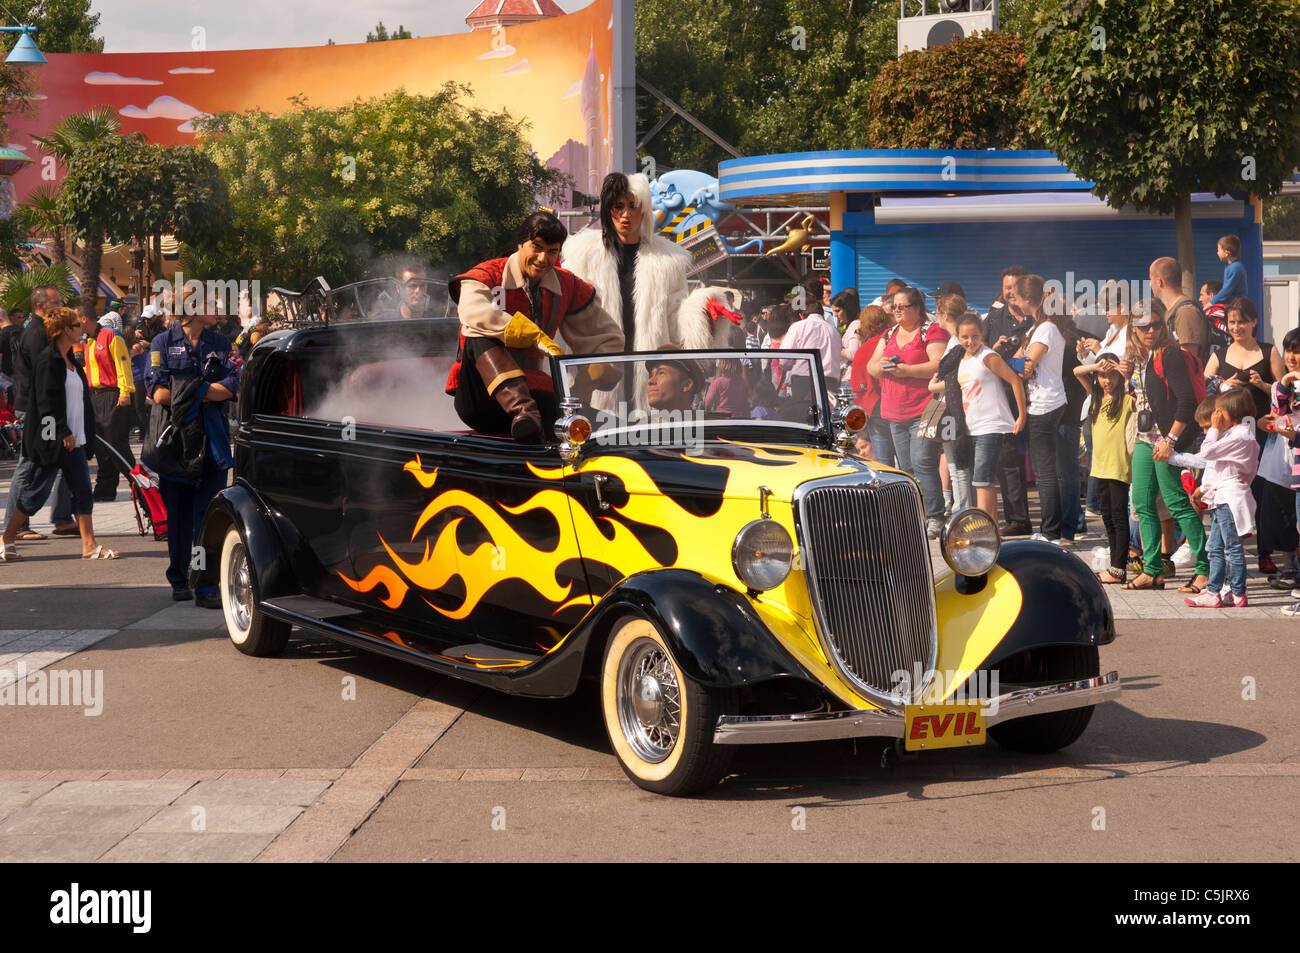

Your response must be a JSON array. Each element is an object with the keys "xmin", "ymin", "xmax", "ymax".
[
  {"xmin": 168, "ymin": 66, "xmax": 215, "ymax": 74},
  {"xmin": 494, "ymin": 59, "xmax": 531, "ymax": 77},
  {"xmin": 562, "ymin": 80, "xmax": 581, "ymax": 99},
  {"xmin": 84, "ymin": 70, "xmax": 162, "ymax": 86},
  {"xmin": 119, "ymin": 95, "xmax": 210, "ymax": 133},
  {"xmin": 475, "ymin": 44, "xmax": 515, "ymax": 60}
]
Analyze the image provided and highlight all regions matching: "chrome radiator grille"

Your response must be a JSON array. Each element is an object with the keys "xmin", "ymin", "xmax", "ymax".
[{"xmin": 798, "ymin": 480, "xmax": 937, "ymax": 702}]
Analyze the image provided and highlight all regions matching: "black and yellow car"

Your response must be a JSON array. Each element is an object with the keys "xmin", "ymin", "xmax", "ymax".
[{"xmin": 198, "ymin": 316, "xmax": 1118, "ymax": 796}]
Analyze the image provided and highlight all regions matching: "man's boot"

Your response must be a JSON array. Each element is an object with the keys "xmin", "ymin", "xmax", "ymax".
[{"xmin": 475, "ymin": 347, "xmax": 543, "ymax": 443}]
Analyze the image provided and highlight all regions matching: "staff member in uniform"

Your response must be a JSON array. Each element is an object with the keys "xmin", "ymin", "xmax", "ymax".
[
  {"xmin": 77, "ymin": 302, "xmax": 136, "ymax": 500},
  {"xmin": 146, "ymin": 307, "xmax": 239, "ymax": 606}
]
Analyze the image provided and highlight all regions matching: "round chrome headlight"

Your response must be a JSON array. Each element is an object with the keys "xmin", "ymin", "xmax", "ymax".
[
  {"xmin": 941, "ymin": 508, "xmax": 1001, "ymax": 577},
  {"xmin": 732, "ymin": 519, "xmax": 795, "ymax": 591}
]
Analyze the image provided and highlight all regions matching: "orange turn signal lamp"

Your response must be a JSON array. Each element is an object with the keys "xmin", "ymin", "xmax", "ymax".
[{"xmin": 843, "ymin": 406, "xmax": 866, "ymax": 432}]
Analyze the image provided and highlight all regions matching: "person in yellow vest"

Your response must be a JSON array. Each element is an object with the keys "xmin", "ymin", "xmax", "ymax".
[{"xmin": 75, "ymin": 302, "xmax": 136, "ymax": 501}]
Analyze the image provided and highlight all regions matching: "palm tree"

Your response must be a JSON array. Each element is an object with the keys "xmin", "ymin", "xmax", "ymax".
[
  {"xmin": 17, "ymin": 184, "xmax": 69, "ymax": 263},
  {"xmin": 0, "ymin": 262, "xmax": 76, "ymax": 313},
  {"xmin": 33, "ymin": 106, "xmax": 121, "ymax": 310}
]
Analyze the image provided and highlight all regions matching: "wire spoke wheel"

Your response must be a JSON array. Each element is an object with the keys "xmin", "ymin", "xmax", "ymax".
[
  {"xmin": 600, "ymin": 615, "xmax": 735, "ymax": 796},
  {"xmin": 618, "ymin": 638, "xmax": 683, "ymax": 763}
]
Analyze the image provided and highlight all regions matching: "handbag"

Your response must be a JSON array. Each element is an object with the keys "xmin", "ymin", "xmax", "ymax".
[
  {"xmin": 917, "ymin": 397, "xmax": 948, "ymax": 442},
  {"xmin": 142, "ymin": 397, "xmax": 206, "ymax": 484}
]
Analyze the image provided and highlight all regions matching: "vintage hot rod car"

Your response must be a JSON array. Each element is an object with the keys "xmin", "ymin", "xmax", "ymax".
[{"xmin": 197, "ymin": 315, "xmax": 1119, "ymax": 796}]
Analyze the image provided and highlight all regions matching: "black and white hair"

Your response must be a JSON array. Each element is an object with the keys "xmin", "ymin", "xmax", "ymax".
[{"xmin": 598, "ymin": 171, "xmax": 655, "ymax": 250}]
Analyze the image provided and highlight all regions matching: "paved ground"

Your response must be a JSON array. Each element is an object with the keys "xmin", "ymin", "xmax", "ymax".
[{"xmin": 1, "ymin": 447, "xmax": 1297, "ymax": 862}]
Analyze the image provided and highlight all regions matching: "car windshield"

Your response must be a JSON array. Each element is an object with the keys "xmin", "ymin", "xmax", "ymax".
[
  {"xmin": 557, "ymin": 349, "xmax": 830, "ymax": 444},
  {"xmin": 270, "ymin": 277, "xmax": 454, "ymax": 326}
]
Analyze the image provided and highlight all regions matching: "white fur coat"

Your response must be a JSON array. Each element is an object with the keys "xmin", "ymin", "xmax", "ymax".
[{"xmin": 561, "ymin": 228, "xmax": 736, "ymax": 411}]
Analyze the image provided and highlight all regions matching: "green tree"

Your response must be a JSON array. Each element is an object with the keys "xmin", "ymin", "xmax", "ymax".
[
  {"xmin": 866, "ymin": 32, "xmax": 1042, "ymax": 149},
  {"xmin": 366, "ymin": 21, "xmax": 412, "ymax": 42},
  {"xmin": 17, "ymin": 183, "xmax": 69, "ymax": 262},
  {"xmin": 33, "ymin": 106, "xmax": 120, "ymax": 310},
  {"xmin": 6, "ymin": 0, "xmax": 104, "ymax": 53},
  {"xmin": 0, "ymin": 261, "xmax": 76, "ymax": 311},
  {"xmin": 1026, "ymin": 0, "xmax": 1300, "ymax": 294},
  {"xmin": 634, "ymin": 0, "xmax": 1060, "ymax": 172},
  {"xmin": 193, "ymin": 85, "xmax": 562, "ymax": 290},
  {"xmin": 1264, "ymin": 196, "xmax": 1300, "ymax": 242}
]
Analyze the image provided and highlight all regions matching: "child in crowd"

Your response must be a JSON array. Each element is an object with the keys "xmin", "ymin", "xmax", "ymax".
[
  {"xmin": 1264, "ymin": 330, "xmax": 1300, "ymax": 601},
  {"xmin": 1074, "ymin": 357, "xmax": 1135, "ymax": 583},
  {"xmin": 1209, "ymin": 235, "xmax": 1247, "ymax": 310},
  {"xmin": 1199, "ymin": 279, "xmax": 1230, "ymax": 353},
  {"xmin": 949, "ymin": 313, "xmax": 1027, "ymax": 522},
  {"xmin": 749, "ymin": 378, "xmax": 777, "ymax": 421},
  {"xmin": 1183, "ymin": 388, "xmax": 1260, "ymax": 607}
]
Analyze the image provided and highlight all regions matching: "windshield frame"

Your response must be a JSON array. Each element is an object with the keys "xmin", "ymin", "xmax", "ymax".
[{"xmin": 554, "ymin": 348, "xmax": 833, "ymax": 447}]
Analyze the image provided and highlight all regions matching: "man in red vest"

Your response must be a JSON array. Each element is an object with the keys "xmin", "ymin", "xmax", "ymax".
[
  {"xmin": 448, "ymin": 210, "xmax": 623, "ymax": 441},
  {"xmin": 76, "ymin": 302, "xmax": 136, "ymax": 500}
]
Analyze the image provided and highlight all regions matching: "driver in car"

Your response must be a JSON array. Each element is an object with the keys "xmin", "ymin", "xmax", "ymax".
[
  {"xmin": 371, "ymin": 261, "xmax": 432, "ymax": 320},
  {"xmin": 447, "ymin": 210, "xmax": 623, "ymax": 442},
  {"xmin": 645, "ymin": 357, "xmax": 704, "ymax": 416}
]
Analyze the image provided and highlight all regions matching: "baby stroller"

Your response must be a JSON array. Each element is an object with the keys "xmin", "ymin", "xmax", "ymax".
[{"xmin": 94, "ymin": 435, "xmax": 168, "ymax": 541}]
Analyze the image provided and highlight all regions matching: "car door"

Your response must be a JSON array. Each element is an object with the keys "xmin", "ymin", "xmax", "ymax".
[{"xmin": 432, "ymin": 434, "xmax": 601, "ymax": 656}]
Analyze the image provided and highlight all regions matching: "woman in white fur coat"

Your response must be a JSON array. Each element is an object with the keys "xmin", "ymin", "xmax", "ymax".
[{"xmin": 561, "ymin": 171, "xmax": 736, "ymax": 412}]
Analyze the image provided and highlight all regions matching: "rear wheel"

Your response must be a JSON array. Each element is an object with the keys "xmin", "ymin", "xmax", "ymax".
[
  {"xmin": 989, "ymin": 645, "xmax": 1100, "ymax": 753},
  {"xmin": 220, "ymin": 527, "xmax": 290, "ymax": 657},
  {"xmin": 600, "ymin": 614, "xmax": 734, "ymax": 796}
]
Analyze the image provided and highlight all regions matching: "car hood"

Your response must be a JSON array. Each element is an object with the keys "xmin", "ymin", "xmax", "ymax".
[{"xmin": 570, "ymin": 441, "xmax": 889, "ymax": 508}]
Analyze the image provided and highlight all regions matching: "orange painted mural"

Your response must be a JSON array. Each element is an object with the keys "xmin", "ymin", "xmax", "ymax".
[{"xmin": 11, "ymin": 0, "xmax": 614, "ymax": 207}]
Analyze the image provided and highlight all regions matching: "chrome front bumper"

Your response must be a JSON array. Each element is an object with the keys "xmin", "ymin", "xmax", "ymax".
[{"xmin": 712, "ymin": 670, "xmax": 1120, "ymax": 745}]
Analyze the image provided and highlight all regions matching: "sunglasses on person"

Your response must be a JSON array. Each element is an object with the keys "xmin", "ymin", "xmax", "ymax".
[{"xmin": 1136, "ymin": 321, "xmax": 1164, "ymax": 331}]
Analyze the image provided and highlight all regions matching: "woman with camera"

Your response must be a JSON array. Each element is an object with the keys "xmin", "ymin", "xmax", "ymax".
[
  {"xmin": 1119, "ymin": 305, "xmax": 1209, "ymax": 591},
  {"xmin": 1204, "ymin": 298, "xmax": 1284, "ymax": 424},
  {"xmin": 867, "ymin": 285, "xmax": 949, "ymax": 537}
]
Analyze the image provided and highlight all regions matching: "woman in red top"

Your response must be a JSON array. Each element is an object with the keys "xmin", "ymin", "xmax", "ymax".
[
  {"xmin": 850, "ymin": 304, "xmax": 893, "ymax": 462},
  {"xmin": 867, "ymin": 286, "xmax": 951, "ymax": 536}
]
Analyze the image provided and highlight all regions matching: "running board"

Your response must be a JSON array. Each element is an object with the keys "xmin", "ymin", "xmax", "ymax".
[{"xmin": 256, "ymin": 597, "xmax": 569, "ymax": 697}]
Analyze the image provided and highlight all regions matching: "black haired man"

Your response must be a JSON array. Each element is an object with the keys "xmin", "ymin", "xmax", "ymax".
[{"xmin": 446, "ymin": 210, "xmax": 622, "ymax": 442}]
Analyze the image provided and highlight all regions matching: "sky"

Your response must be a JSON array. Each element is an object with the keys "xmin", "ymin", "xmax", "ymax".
[{"xmin": 91, "ymin": 0, "xmax": 596, "ymax": 53}]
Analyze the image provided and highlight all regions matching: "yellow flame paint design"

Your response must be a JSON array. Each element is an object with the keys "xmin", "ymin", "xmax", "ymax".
[{"xmin": 339, "ymin": 445, "xmax": 864, "ymax": 648}]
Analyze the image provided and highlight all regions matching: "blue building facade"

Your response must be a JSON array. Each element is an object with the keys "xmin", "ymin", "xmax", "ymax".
[{"xmin": 718, "ymin": 149, "xmax": 1262, "ymax": 324}]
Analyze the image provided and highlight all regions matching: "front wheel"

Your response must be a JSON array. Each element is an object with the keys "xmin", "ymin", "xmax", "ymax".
[
  {"xmin": 600, "ymin": 614, "xmax": 734, "ymax": 796},
  {"xmin": 989, "ymin": 644, "xmax": 1100, "ymax": 753},
  {"xmin": 220, "ymin": 527, "xmax": 290, "ymax": 657}
]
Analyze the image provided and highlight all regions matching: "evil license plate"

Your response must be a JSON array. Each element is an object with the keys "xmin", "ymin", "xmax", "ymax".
[{"xmin": 903, "ymin": 700, "xmax": 987, "ymax": 751}]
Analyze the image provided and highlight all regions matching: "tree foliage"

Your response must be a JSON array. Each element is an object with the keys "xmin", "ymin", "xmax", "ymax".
[
  {"xmin": 7, "ymin": 0, "xmax": 104, "ymax": 53},
  {"xmin": 33, "ymin": 107, "xmax": 119, "ymax": 310},
  {"xmin": 635, "ymin": 0, "xmax": 897, "ymax": 172},
  {"xmin": 1264, "ymin": 196, "xmax": 1300, "ymax": 242},
  {"xmin": 866, "ymin": 31, "xmax": 1042, "ymax": 149},
  {"xmin": 193, "ymin": 86, "xmax": 563, "ymax": 290},
  {"xmin": 1025, "ymin": 0, "xmax": 1300, "ymax": 285},
  {"xmin": 59, "ymin": 134, "xmax": 230, "ymax": 248},
  {"xmin": 1028, "ymin": 0, "xmax": 1300, "ymax": 209},
  {"xmin": 366, "ymin": 21, "xmax": 413, "ymax": 42},
  {"xmin": 634, "ymin": 0, "xmax": 1060, "ymax": 172},
  {"xmin": 1, "ymin": 261, "xmax": 76, "ymax": 312}
]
